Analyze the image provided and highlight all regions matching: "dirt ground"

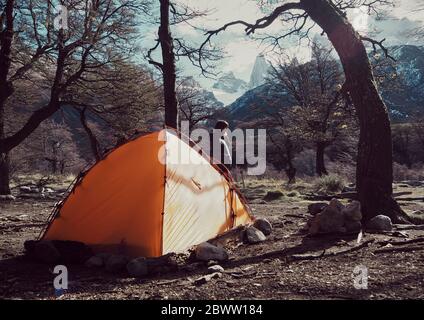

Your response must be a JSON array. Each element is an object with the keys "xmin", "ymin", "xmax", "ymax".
[{"xmin": 0, "ymin": 181, "xmax": 424, "ymax": 300}]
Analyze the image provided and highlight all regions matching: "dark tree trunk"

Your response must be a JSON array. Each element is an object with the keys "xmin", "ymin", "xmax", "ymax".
[
  {"xmin": 0, "ymin": 153, "xmax": 11, "ymax": 195},
  {"xmin": 284, "ymin": 137, "xmax": 297, "ymax": 184},
  {"xmin": 159, "ymin": 0, "xmax": 178, "ymax": 129},
  {"xmin": 315, "ymin": 142, "xmax": 328, "ymax": 176},
  {"xmin": 301, "ymin": 0, "xmax": 410, "ymax": 223},
  {"xmin": 0, "ymin": 31, "xmax": 66, "ymax": 155},
  {"xmin": 285, "ymin": 166, "xmax": 296, "ymax": 184},
  {"xmin": 0, "ymin": 105, "xmax": 11, "ymax": 195},
  {"xmin": 78, "ymin": 107, "xmax": 101, "ymax": 162},
  {"xmin": 0, "ymin": 0, "xmax": 15, "ymax": 195}
]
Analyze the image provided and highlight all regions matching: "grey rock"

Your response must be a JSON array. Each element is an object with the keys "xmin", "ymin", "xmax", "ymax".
[
  {"xmin": 145, "ymin": 253, "xmax": 178, "ymax": 274},
  {"xmin": 207, "ymin": 264, "xmax": 224, "ymax": 273},
  {"xmin": 366, "ymin": 215, "xmax": 393, "ymax": 231},
  {"xmin": 127, "ymin": 257, "xmax": 149, "ymax": 277},
  {"xmin": 307, "ymin": 202, "xmax": 328, "ymax": 215},
  {"xmin": 85, "ymin": 256, "xmax": 104, "ymax": 268},
  {"xmin": 328, "ymin": 198, "xmax": 345, "ymax": 212},
  {"xmin": 253, "ymin": 218, "xmax": 272, "ymax": 235},
  {"xmin": 33, "ymin": 241, "xmax": 61, "ymax": 264},
  {"xmin": 105, "ymin": 254, "xmax": 129, "ymax": 273},
  {"xmin": 195, "ymin": 242, "xmax": 229, "ymax": 262},
  {"xmin": 344, "ymin": 220, "xmax": 362, "ymax": 233},
  {"xmin": 245, "ymin": 226, "xmax": 266, "ymax": 244},
  {"xmin": 317, "ymin": 204, "xmax": 345, "ymax": 233},
  {"xmin": 263, "ymin": 190, "xmax": 284, "ymax": 201},
  {"xmin": 41, "ymin": 187, "xmax": 55, "ymax": 194},
  {"xmin": 342, "ymin": 200, "xmax": 362, "ymax": 222}
]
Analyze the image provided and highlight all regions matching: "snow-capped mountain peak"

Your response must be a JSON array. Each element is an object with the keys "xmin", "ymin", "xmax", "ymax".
[{"xmin": 248, "ymin": 54, "xmax": 270, "ymax": 89}]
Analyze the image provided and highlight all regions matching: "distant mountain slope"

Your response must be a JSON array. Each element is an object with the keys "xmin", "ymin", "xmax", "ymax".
[
  {"xmin": 226, "ymin": 84, "xmax": 292, "ymax": 124},
  {"xmin": 380, "ymin": 45, "xmax": 424, "ymax": 120},
  {"xmin": 228, "ymin": 45, "xmax": 424, "ymax": 123},
  {"xmin": 212, "ymin": 72, "xmax": 247, "ymax": 94}
]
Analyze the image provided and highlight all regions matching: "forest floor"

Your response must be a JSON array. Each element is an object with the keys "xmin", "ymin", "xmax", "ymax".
[{"xmin": 0, "ymin": 178, "xmax": 424, "ymax": 300}]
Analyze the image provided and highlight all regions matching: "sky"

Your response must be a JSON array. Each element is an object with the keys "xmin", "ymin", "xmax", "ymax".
[{"xmin": 142, "ymin": 0, "xmax": 424, "ymax": 94}]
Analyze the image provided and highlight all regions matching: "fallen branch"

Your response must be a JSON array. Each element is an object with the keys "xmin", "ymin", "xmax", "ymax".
[
  {"xmin": 379, "ymin": 237, "xmax": 424, "ymax": 247},
  {"xmin": 303, "ymin": 192, "xmax": 357, "ymax": 201},
  {"xmin": 394, "ymin": 224, "xmax": 424, "ymax": 231},
  {"xmin": 374, "ymin": 245, "xmax": 424, "ymax": 254},
  {"xmin": 290, "ymin": 239, "xmax": 374, "ymax": 261},
  {"xmin": 224, "ymin": 239, "xmax": 375, "ymax": 268},
  {"xmin": 395, "ymin": 197, "xmax": 424, "ymax": 202},
  {"xmin": 303, "ymin": 191, "xmax": 414, "ymax": 202}
]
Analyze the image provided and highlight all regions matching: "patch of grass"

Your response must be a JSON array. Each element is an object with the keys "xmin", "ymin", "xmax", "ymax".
[{"xmin": 313, "ymin": 174, "xmax": 346, "ymax": 194}]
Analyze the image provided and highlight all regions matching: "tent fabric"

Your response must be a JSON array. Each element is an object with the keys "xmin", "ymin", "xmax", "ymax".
[{"xmin": 42, "ymin": 129, "xmax": 252, "ymax": 257}]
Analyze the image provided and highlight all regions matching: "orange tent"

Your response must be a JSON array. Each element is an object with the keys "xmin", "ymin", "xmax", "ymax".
[{"xmin": 40, "ymin": 129, "xmax": 252, "ymax": 257}]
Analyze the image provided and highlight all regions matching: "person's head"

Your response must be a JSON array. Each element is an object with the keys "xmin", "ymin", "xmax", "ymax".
[{"xmin": 214, "ymin": 120, "xmax": 229, "ymax": 131}]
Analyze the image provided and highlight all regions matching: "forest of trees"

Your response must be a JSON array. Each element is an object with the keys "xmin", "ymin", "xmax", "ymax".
[{"xmin": 1, "ymin": 0, "xmax": 423, "ymax": 224}]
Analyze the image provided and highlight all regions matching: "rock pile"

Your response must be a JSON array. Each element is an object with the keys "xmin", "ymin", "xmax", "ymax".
[
  {"xmin": 308, "ymin": 199, "xmax": 395, "ymax": 234},
  {"xmin": 308, "ymin": 199, "xmax": 363, "ymax": 235}
]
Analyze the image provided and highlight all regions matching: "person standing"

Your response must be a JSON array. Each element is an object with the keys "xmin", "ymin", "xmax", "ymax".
[{"xmin": 210, "ymin": 120, "xmax": 232, "ymax": 174}]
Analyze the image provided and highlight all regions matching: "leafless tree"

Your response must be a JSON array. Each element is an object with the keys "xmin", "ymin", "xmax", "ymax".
[
  {"xmin": 198, "ymin": 0, "xmax": 410, "ymax": 223},
  {"xmin": 146, "ymin": 0, "xmax": 221, "ymax": 130},
  {"xmin": 0, "ymin": 0, "xmax": 147, "ymax": 194},
  {"xmin": 177, "ymin": 77, "xmax": 223, "ymax": 130},
  {"xmin": 268, "ymin": 43, "xmax": 356, "ymax": 176}
]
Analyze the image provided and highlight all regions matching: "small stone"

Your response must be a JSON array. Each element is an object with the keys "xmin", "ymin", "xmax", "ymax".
[
  {"xmin": 307, "ymin": 202, "xmax": 328, "ymax": 215},
  {"xmin": 127, "ymin": 257, "xmax": 149, "ymax": 277},
  {"xmin": 253, "ymin": 218, "xmax": 272, "ymax": 235},
  {"xmin": 245, "ymin": 226, "xmax": 266, "ymax": 244},
  {"xmin": 342, "ymin": 185, "xmax": 356, "ymax": 193},
  {"xmin": 20, "ymin": 186, "xmax": 33, "ymax": 193},
  {"xmin": 85, "ymin": 256, "xmax": 104, "ymax": 268},
  {"xmin": 194, "ymin": 272, "xmax": 222, "ymax": 286},
  {"xmin": 342, "ymin": 200, "xmax": 362, "ymax": 222},
  {"xmin": 366, "ymin": 215, "xmax": 393, "ymax": 231},
  {"xmin": 195, "ymin": 242, "xmax": 229, "ymax": 262},
  {"xmin": 105, "ymin": 254, "xmax": 129, "ymax": 273},
  {"xmin": 207, "ymin": 265, "xmax": 224, "ymax": 274},
  {"xmin": 263, "ymin": 190, "xmax": 283, "ymax": 201},
  {"xmin": 207, "ymin": 260, "xmax": 219, "ymax": 267}
]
